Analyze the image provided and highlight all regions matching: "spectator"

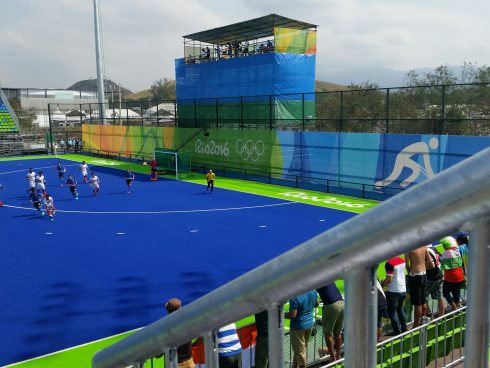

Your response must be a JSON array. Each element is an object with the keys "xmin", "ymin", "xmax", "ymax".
[
  {"xmin": 233, "ymin": 42, "xmax": 240, "ymax": 58},
  {"xmin": 164, "ymin": 298, "xmax": 195, "ymax": 368},
  {"xmin": 242, "ymin": 40, "xmax": 249, "ymax": 55},
  {"xmin": 227, "ymin": 42, "xmax": 233, "ymax": 58},
  {"xmin": 376, "ymin": 279, "xmax": 387, "ymax": 341},
  {"xmin": 440, "ymin": 236, "xmax": 465, "ymax": 310},
  {"xmin": 205, "ymin": 46, "xmax": 211, "ymax": 60},
  {"xmin": 217, "ymin": 323, "xmax": 242, "ymax": 368},
  {"xmin": 405, "ymin": 245, "xmax": 428, "ymax": 328},
  {"xmin": 254, "ymin": 311, "xmax": 268, "ymax": 368},
  {"xmin": 266, "ymin": 40, "xmax": 274, "ymax": 52},
  {"xmin": 215, "ymin": 45, "xmax": 221, "ymax": 60},
  {"xmin": 425, "ymin": 245, "xmax": 444, "ymax": 317},
  {"xmin": 383, "ymin": 256, "xmax": 407, "ymax": 335},
  {"xmin": 258, "ymin": 43, "xmax": 265, "ymax": 53},
  {"xmin": 285, "ymin": 290, "xmax": 318, "ymax": 368},
  {"xmin": 317, "ymin": 283, "xmax": 344, "ymax": 363},
  {"xmin": 456, "ymin": 234, "xmax": 469, "ymax": 275}
]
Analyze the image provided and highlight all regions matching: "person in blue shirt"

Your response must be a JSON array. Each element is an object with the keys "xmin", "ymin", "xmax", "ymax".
[
  {"xmin": 56, "ymin": 161, "xmax": 66, "ymax": 186},
  {"xmin": 66, "ymin": 175, "xmax": 79, "ymax": 199},
  {"xmin": 456, "ymin": 234, "xmax": 469, "ymax": 275},
  {"xmin": 285, "ymin": 290, "xmax": 318, "ymax": 368},
  {"xmin": 125, "ymin": 169, "xmax": 135, "ymax": 193},
  {"xmin": 28, "ymin": 187, "xmax": 43, "ymax": 214}
]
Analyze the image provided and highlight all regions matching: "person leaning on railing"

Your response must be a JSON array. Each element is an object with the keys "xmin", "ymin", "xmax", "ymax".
[
  {"xmin": 285, "ymin": 290, "xmax": 319, "ymax": 368},
  {"xmin": 383, "ymin": 256, "xmax": 408, "ymax": 335},
  {"xmin": 157, "ymin": 298, "xmax": 195, "ymax": 368},
  {"xmin": 440, "ymin": 236, "xmax": 465, "ymax": 311},
  {"xmin": 316, "ymin": 283, "xmax": 344, "ymax": 363}
]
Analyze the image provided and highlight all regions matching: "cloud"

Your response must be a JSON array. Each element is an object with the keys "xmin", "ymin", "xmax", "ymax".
[{"xmin": 0, "ymin": 0, "xmax": 488, "ymax": 91}]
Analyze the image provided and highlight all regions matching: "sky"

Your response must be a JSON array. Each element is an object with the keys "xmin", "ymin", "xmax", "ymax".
[{"xmin": 0, "ymin": 0, "xmax": 488, "ymax": 92}]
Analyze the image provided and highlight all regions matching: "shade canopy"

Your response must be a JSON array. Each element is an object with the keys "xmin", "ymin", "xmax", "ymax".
[{"xmin": 183, "ymin": 14, "xmax": 317, "ymax": 45}]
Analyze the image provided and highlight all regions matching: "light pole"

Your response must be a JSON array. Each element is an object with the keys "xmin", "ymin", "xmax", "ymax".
[{"xmin": 93, "ymin": 0, "xmax": 106, "ymax": 125}]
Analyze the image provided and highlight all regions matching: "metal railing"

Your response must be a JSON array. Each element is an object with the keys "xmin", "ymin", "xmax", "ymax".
[
  {"xmin": 92, "ymin": 146, "xmax": 490, "ymax": 368},
  {"xmin": 322, "ymin": 307, "xmax": 467, "ymax": 368}
]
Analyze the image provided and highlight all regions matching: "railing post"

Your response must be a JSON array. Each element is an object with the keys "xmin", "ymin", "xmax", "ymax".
[
  {"xmin": 385, "ymin": 88, "xmax": 390, "ymax": 133},
  {"xmin": 344, "ymin": 266, "xmax": 377, "ymax": 368},
  {"xmin": 339, "ymin": 91, "xmax": 344, "ymax": 132},
  {"xmin": 204, "ymin": 329, "xmax": 219, "ymax": 368},
  {"xmin": 164, "ymin": 347, "xmax": 178, "ymax": 368},
  {"xmin": 418, "ymin": 316, "xmax": 430, "ymax": 367},
  {"xmin": 267, "ymin": 304, "xmax": 284, "ymax": 368},
  {"xmin": 464, "ymin": 217, "xmax": 490, "ymax": 368}
]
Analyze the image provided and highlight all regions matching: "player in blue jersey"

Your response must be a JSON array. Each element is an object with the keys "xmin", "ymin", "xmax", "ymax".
[
  {"xmin": 125, "ymin": 169, "xmax": 135, "ymax": 193},
  {"xmin": 56, "ymin": 161, "xmax": 66, "ymax": 186},
  {"xmin": 66, "ymin": 175, "xmax": 79, "ymax": 199},
  {"xmin": 28, "ymin": 187, "xmax": 44, "ymax": 214}
]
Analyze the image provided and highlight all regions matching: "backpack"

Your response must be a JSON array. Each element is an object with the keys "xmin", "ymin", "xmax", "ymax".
[{"xmin": 427, "ymin": 248, "xmax": 443, "ymax": 280}]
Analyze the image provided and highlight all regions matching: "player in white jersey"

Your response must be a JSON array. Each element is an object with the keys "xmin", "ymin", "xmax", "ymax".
[
  {"xmin": 26, "ymin": 168, "xmax": 36, "ymax": 189},
  {"xmin": 43, "ymin": 194, "xmax": 55, "ymax": 221},
  {"xmin": 35, "ymin": 171, "xmax": 47, "ymax": 195},
  {"xmin": 80, "ymin": 161, "xmax": 89, "ymax": 184},
  {"xmin": 89, "ymin": 172, "xmax": 100, "ymax": 196}
]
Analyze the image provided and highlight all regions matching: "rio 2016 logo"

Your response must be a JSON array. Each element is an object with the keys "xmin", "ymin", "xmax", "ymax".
[
  {"xmin": 194, "ymin": 139, "xmax": 230, "ymax": 156},
  {"xmin": 236, "ymin": 139, "xmax": 265, "ymax": 162},
  {"xmin": 280, "ymin": 192, "xmax": 371, "ymax": 208}
]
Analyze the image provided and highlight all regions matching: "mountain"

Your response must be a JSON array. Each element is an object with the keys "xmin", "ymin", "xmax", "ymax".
[{"xmin": 67, "ymin": 79, "xmax": 133, "ymax": 97}]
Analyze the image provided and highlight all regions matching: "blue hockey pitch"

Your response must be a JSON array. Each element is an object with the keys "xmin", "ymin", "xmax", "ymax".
[{"xmin": 0, "ymin": 157, "xmax": 355, "ymax": 365}]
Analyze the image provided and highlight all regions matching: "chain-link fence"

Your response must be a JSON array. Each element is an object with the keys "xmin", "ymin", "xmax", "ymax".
[{"xmin": 74, "ymin": 83, "xmax": 490, "ymax": 135}]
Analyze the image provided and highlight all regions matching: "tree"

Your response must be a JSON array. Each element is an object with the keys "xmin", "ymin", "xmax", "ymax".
[{"xmin": 150, "ymin": 78, "xmax": 176, "ymax": 101}]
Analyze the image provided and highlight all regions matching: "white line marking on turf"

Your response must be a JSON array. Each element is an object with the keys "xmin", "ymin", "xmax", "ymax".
[
  {"xmin": 45, "ymin": 232, "xmax": 53, "ymax": 235},
  {"xmin": 1, "ymin": 201, "xmax": 298, "ymax": 215},
  {"xmin": 116, "ymin": 232, "xmax": 125, "ymax": 235},
  {"xmin": 259, "ymin": 225, "xmax": 267, "ymax": 228},
  {"xmin": 0, "ymin": 163, "xmax": 79, "ymax": 175},
  {"xmin": 190, "ymin": 229, "xmax": 198, "ymax": 233},
  {"xmin": 319, "ymin": 219, "xmax": 326, "ymax": 222}
]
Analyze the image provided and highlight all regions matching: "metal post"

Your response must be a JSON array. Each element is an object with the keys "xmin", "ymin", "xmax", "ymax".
[
  {"xmin": 339, "ymin": 91, "xmax": 344, "ymax": 132},
  {"xmin": 204, "ymin": 330, "xmax": 218, "ymax": 368},
  {"xmin": 156, "ymin": 102, "xmax": 159, "ymax": 126},
  {"xmin": 240, "ymin": 96, "xmax": 244, "ymax": 129},
  {"xmin": 302, "ymin": 93, "xmax": 305, "ymax": 130},
  {"xmin": 269, "ymin": 95, "xmax": 273, "ymax": 130},
  {"xmin": 92, "ymin": 0, "xmax": 106, "ymax": 125},
  {"xmin": 164, "ymin": 347, "xmax": 178, "ymax": 368},
  {"xmin": 385, "ymin": 88, "xmax": 390, "ymax": 133},
  {"xmin": 47, "ymin": 104, "xmax": 54, "ymax": 154},
  {"xmin": 464, "ymin": 217, "xmax": 490, "ymax": 368},
  {"xmin": 174, "ymin": 100, "xmax": 178, "ymax": 127},
  {"xmin": 418, "ymin": 316, "xmax": 430, "ymax": 367},
  {"xmin": 140, "ymin": 101, "xmax": 144, "ymax": 126},
  {"xmin": 215, "ymin": 98, "xmax": 219, "ymax": 128},
  {"xmin": 192, "ymin": 99, "xmax": 197, "ymax": 127},
  {"xmin": 440, "ymin": 85, "xmax": 446, "ymax": 134},
  {"xmin": 267, "ymin": 304, "xmax": 284, "ymax": 368},
  {"xmin": 344, "ymin": 266, "xmax": 377, "ymax": 368}
]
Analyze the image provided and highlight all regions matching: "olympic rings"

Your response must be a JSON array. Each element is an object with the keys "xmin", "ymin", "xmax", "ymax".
[{"xmin": 235, "ymin": 139, "xmax": 265, "ymax": 162}]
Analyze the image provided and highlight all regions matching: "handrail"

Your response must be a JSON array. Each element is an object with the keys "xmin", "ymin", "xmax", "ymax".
[{"xmin": 93, "ymin": 147, "xmax": 490, "ymax": 368}]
